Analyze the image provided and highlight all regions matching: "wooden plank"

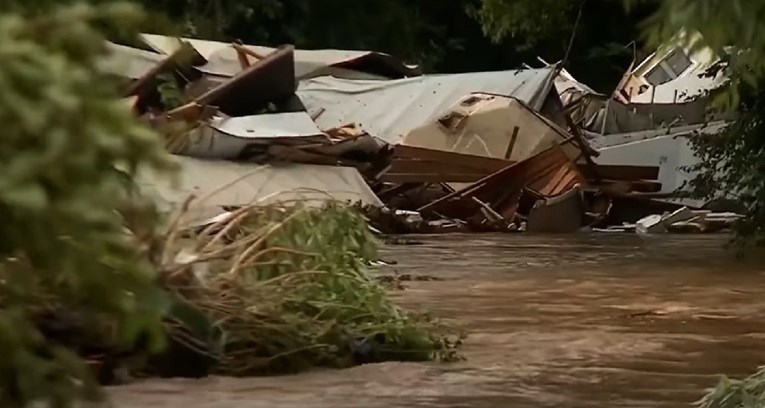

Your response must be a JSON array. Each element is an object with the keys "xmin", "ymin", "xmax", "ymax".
[
  {"xmin": 539, "ymin": 166, "xmax": 570, "ymax": 196},
  {"xmin": 529, "ymin": 162, "xmax": 569, "ymax": 193},
  {"xmin": 417, "ymin": 147, "xmax": 567, "ymax": 213},
  {"xmin": 554, "ymin": 171, "xmax": 580, "ymax": 195},
  {"xmin": 394, "ymin": 145, "xmax": 512, "ymax": 173}
]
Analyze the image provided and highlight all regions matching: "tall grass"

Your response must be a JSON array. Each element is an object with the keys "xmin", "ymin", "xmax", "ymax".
[{"xmin": 158, "ymin": 202, "xmax": 461, "ymax": 375}]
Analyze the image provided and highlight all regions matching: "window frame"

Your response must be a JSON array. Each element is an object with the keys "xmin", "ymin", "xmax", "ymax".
[{"xmin": 644, "ymin": 48, "xmax": 693, "ymax": 86}]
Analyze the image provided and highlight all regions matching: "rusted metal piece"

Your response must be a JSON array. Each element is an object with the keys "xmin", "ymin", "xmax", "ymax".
[{"xmin": 194, "ymin": 45, "xmax": 296, "ymax": 116}]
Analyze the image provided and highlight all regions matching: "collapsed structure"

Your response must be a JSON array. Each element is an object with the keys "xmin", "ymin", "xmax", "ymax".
[{"xmin": 107, "ymin": 31, "xmax": 741, "ymax": 235}]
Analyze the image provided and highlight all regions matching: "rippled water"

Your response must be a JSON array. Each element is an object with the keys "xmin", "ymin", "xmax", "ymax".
[{"xmin": 109, "ymin": 234, "xmax": 765, "ymax": 408}]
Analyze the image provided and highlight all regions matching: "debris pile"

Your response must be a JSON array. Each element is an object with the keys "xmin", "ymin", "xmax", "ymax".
[
  {"xmin": 635, "ymin": 207, "xmax": 743, "ymax": 235},
  {"xmin": 106, "ymin": 31, "xmax": 741, "ymax": 235},
  {"xmin": 42, "ymin": 27, "xmax": 745, "ymax": 387}
]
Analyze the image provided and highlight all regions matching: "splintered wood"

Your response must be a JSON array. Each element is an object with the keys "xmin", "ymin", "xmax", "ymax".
[
  {"xmin": 383, "ymin": 145, "xmax": 512, "ymax": 183},
  {"xmin": 417, "ymin": 146, "xmax": 585, "ymax": 222}
]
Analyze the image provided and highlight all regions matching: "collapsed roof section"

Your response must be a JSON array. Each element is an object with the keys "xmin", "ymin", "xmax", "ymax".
[
  {"xmin": 297, "ymin": 66, "xmax": 558, "ymax": 145},
  {"xmin": 615, "ymin": 30, "xmax": 728, "ymax": 104},
  {"xmin": 628, "ymin": 71, "xmax": 728, "ymax": 104},
  {"xmin": 189, "ymin": 45, "xmax": 297, "ymax": 116},
  {"xmin": 136, "ymin": 156, "xmax": 383, "ymax": 224},
  {"xmin": 139, "ymin": 33, "xmax": 421, "ymax": 80},
  {"xmin": 178, "ymin": 112, "xmax": 329, "ymax": 159}
]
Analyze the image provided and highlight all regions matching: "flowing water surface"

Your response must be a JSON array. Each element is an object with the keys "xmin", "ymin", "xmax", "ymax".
[{"xmin": 109, "ymin": 234, "xmax": 765, "ymax": 408}]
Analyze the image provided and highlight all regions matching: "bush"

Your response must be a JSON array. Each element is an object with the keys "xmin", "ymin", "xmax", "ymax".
[
  {"xmin": 0, "ymin": 4, "xmax": 172, "ymax": 406},
  {"xmin": 158, "ymin": 202, "xmax": 461, "ymax": 375}
]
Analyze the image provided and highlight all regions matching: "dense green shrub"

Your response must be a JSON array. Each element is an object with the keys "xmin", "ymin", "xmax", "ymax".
[{"xmin": 0, "ymin": 4, "xmax": 172, "ymax": 406}]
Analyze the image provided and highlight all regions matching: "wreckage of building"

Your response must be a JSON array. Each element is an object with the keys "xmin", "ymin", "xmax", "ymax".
[{"xmin": 106, "ymin": 30, "xmax": 742, "ymax": 235}]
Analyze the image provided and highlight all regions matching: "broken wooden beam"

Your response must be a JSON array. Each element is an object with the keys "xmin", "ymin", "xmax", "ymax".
[
  {"xmin": 417, "ymin": 146, "xmax": 584, "ymax": 216},
  {"xmin": 124, "ymin": 42, "xmax": 195, "ymax": 98}
]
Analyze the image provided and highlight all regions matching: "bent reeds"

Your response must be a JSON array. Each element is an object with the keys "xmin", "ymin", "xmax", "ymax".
[{"xmin": 159, "ymin": 201, "xmax": 461, "ymax": 375}]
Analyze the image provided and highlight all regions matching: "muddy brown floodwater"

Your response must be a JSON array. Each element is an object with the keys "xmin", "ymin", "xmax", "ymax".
[{"xmin": 109, "ymin": 234, "xmax": 765, "ymax": 408}]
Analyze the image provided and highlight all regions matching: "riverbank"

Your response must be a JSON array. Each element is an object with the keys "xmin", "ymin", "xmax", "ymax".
[{"xmin": 108, "ymin": 234, "xmax": 765, "ymax": 408}]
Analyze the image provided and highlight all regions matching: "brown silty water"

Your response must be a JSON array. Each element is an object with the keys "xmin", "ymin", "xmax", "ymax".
[{"xmin": 109, "ymin": 234, "xmax": 765, "ymax": 408}]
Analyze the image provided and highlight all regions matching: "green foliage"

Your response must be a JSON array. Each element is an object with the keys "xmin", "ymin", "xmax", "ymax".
[
  {"xmin": 152, "ymin": 0, "xmax": 284, "ymax": 40},
  {"xmin": 0, "ymin": 3, "xmax": 172, "ymax": 406},
  {"xmin": 156, "ymin": 73, "xmax": 185, "ymax": 110},
  {"xmin": 162, "ymin": 203, "xmax": 461, "ymax": 375},
  {"xmin": 471, "ymin": 0, "xmax": 650, "ymax": 90},
  {"xmin": 638, "ymin": 0, "xmax": 765, "ymax": 248},
  {"xmin": 470, "ymin": 0, "xmax": 575, "ymax": 48},
  {"xmin": 683, "ymin": 76, "xmax": 765, "ymax": 247},
  {"xmin": 634, "ymin": 0, "xmax": 765, "ymax": 60},
  {"xmin": 156, "ymin": 0, "xmax": 465, "ymax": 71},
  {"xmin": 699, "ymin": 367, "xmax": 765, "ymax": 408},
  {"xmin": 6, "ymin": 0, "xmax": 650, "ymax": 90}
]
